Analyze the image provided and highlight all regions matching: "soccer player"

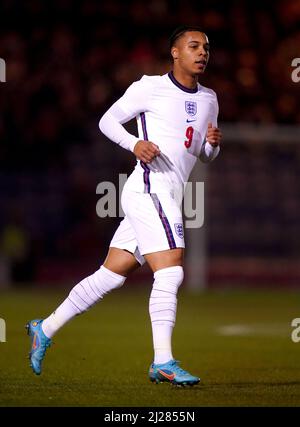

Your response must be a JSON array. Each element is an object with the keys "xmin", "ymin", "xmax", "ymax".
[{"xmin": 26, "ymin": 25, "xmax": 222, "ymax": 386}]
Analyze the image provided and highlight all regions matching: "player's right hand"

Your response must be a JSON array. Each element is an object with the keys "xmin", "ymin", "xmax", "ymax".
[{"xmin": 133, "ymin": 140, "xmax": 160, "ymax": 163}]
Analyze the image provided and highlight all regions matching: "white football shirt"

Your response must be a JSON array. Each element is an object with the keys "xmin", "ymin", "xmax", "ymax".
[{"xmin": 102, "ymin": 72, "xmax": 219, "ymax": 196}]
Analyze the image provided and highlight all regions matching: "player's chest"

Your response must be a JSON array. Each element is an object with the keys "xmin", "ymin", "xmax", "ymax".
[{"xmin": 149, "ymin": 90, "xmax": 213, "ymax": 131}]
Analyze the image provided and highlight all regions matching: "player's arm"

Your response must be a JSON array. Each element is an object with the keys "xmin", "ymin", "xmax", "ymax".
[
  {"xmin": 99, "ymin": 104, "xmax": 140, "ymax": 152},
  {"xmin": 199, "ymin": 95, "xmax": 222, "ymax": 163},
  {"xmin": 99, "ymin": 78, "xmax": 160, "ymax": 163},
  {"xmin": 199, "ymin": 122, "xmax": 222, "ymax": 163},
  {"xmin": 133, "ymin": 140, "xmax": 160, "ymax": 163}
]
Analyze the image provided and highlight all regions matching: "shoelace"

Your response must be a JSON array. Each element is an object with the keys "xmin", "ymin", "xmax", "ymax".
[{"xmin": 169, "ymin": 360, "xmax": 190, "ymax": 376}]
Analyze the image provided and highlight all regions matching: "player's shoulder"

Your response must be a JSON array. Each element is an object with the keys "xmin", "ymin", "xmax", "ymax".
[
  {"xmin": 198, "ymin": 84, "xmax": 218, "ymax": 100},
  {"xmin": 199, "ymin": 84, "xmax": 217, "ymax": 99},
  {"xmin": 136, "ymin": 74, "xmax": 165, "ymax": 88}
]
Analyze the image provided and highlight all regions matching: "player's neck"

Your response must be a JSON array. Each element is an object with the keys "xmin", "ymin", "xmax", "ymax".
[{"xmin": 171, "ymin": 69, "xmax": 198, "ymax": 91}]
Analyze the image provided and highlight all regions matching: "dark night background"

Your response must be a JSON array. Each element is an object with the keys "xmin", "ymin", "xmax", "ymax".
[{"xmin": 0, "ymin": 0, "xmax": 300, "ymax": 287}]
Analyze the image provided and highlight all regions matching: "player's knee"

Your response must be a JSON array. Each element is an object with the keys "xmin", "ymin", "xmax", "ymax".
[
  {"xmin": 153, "ymin": 265, "xmax": 184, "ymax": 293},
  {"xmin": 68, "ymin": 266, "xmax": 126, "ymax": 313},
  {"xmin": 92, "ymin": 265, "xmax": 126, "ymax": 293}
]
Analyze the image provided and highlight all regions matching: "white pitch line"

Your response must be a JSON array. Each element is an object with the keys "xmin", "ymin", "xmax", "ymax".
[{"xmin": 217, "ymin": 324, "xmax": 288, "ymax": 337}]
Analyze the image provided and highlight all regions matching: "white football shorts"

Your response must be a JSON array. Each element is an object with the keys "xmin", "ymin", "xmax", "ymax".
[{"xmin": 109, "ymin": 189, "xmax": 185, "ymax": 265}]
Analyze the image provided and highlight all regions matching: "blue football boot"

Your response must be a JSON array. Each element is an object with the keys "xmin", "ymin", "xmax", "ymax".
[
  {"xmin": 149, "ymin": 359, "xmax": 200, "ymax": 386},
  {"xmin": 26, "ymin": 319, "xmax": 52, "ymax": 375}
]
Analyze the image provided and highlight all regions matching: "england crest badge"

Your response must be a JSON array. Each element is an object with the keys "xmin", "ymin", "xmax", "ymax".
[
  {"xmin": 185, "ymin": 101, "xmax": 197, "ymax": 116},
  {"xmin": 174, "ymin": 223, "xmax": 184, "ymax": 239}
]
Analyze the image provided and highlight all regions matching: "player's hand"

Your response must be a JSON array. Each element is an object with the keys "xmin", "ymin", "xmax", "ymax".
[
  {"xmin": 206, "ymin": 122, "xmax": 222, "ymax": 147},
  {"xmin": 133, "ymin": 140, "xmax": 160, "ymax": 163}
]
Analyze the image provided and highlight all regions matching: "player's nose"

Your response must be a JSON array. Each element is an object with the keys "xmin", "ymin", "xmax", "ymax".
[
  {"xmin": 198, "ymin": 46, "xmax": 208, "ymax": 58},
  {"xmin": 198, "ymin": 50, "xmax": 207, "ymax": 59}
]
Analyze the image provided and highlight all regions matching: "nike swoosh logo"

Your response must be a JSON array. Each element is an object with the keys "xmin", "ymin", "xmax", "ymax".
[
  {"xmin": 186, "ymin": 119, "xmax": 196, "ymax": 123},
  {"xmin": 158, "ymin": 369, "xmax": 176, "ymax": 381},
  {"xmin": 32, "ymin": 333, "xmax": 38, "ymax": 350}
]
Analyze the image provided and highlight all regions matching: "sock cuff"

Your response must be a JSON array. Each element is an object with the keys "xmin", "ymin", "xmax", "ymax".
[
  {"xmin": 100, "ymin": 265, "xmax": 126, "ymax": 283},
  {"xmin": 154, "ymin": 265, "xmax": 183, "ymax": 279}
]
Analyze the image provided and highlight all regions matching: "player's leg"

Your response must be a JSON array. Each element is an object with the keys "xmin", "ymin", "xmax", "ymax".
[
  {"xmin": 41, "ymin": 247, "xmax": 140, "ymax": 339},
  {"xmin": 122, "ymin": 189, "xmax": 199, "ymax": 385},
  {"xmin": 144, "ymin": 247, "xmax": 184, "ymax": 272},
  {"xmin": 144, "ymin": 245, "xmax": 184, "ymax": 366},
  {"xmin": 146, "ymin": 249, "xmax": 184, "ymax": 366},
  {"xmin": 103, "ymin": 247, "xmax": 141, "ymax": 276},
  {"xmin": 26, "ymin": 217, "xmax": 142, "ymax": 375},
  {"xmin": 146, "ymin": 249, "xmax": 199, "ymax": 385}
]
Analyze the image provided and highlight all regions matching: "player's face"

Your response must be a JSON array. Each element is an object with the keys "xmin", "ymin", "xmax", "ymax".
[{"xmin": 172, "ymin": 32, "xmax": 210, "ymax": 75}]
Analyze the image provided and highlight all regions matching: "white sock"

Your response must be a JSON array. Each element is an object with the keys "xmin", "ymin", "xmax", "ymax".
[
  {"xmin": 42, "ymin": 265, "xmax": 126, "ymax": 338},
  {"xmin": 149, "ymin": 266, "xmax": 184, "ymax": 364}
]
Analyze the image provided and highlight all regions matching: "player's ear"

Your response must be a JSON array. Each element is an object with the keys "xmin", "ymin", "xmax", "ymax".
[{"xmin": 171, "ymin": 47, "xmax": 178, "ymax": 60}]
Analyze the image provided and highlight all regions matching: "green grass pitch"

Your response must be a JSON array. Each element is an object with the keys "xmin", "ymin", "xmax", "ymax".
[{"xmin": 1, "ymin": 286, "xmax": 300, "ymax": 406}]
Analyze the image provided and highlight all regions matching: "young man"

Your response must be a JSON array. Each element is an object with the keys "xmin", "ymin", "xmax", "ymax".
[{"xmin": 26, "ymin": 25, "xmax": 222, "ymax": 386}]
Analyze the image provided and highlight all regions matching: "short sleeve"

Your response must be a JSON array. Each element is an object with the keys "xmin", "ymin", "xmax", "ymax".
[{"xmin": 116, "ymin": 75, "xmax": 154, "ymax": 119}]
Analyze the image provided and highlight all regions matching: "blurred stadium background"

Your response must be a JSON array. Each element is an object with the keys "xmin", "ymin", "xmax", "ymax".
[
  {"xmin": 1, "ymin": 0, "xmax": 300, "ymax": 290},
  {"xmin": 1, "ymin": 0, "xmax": 300, "ymax": 408}
]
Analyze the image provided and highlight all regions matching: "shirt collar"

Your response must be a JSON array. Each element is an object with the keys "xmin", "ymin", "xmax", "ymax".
[{"xmin": 168, "ymin": 71, "xmax": 198, "ymax": 94}]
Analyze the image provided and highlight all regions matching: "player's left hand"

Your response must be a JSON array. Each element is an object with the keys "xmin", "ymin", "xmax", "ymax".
[{"xmin": 206, "ymin": 122, "xmax": 222, "ymax": 147}]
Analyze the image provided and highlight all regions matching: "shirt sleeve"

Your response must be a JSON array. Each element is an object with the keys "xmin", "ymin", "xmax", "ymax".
[
  {"xmin": 199, "ymin": 93, "xmax": 220, "ymax": 163},
  {"xmin": 117, "ymin": 75, "xmax": 153, "ymax": 117},
  {"xmin": 211, "ymin": 93, "xmax": 219, "ymax": 127},
  {"xmin": 99, "ymin": 75, "xmax": 153, "ymax": 152}
]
